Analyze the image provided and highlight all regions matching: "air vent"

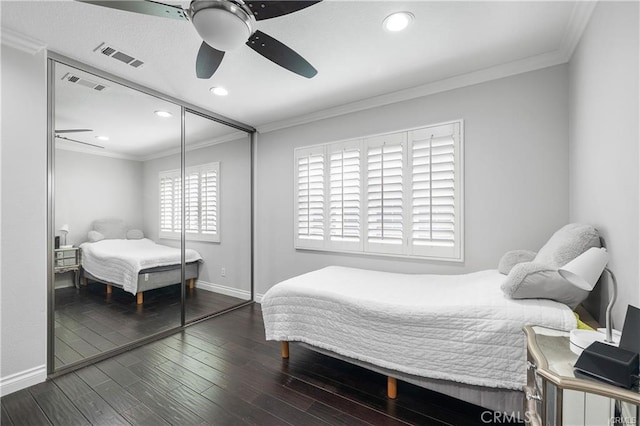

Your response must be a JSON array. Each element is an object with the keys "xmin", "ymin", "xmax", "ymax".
[
  {"xmin": 94, "ymin": 42, "xmax": 145, "ymax": 69},
  {"xmin": 61, "ymin": 72, "xmax": 109, "ymax": 91}
]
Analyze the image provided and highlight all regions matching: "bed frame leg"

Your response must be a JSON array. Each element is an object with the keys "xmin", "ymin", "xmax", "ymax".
[
  {"xmin": 387, "ymin": 377, "xmax": 397, "ymax": 399},
  {"xmin": 81, "ymin": 277, "xmax": 88, "ymax": 286},
  {"xmin": 136, "ymin": 292, "xmax": 143, "ymax": 305},
  {"xmin": 106, "ymin": 284, "xmax": 112, "ymax": 295},
  {"xmin": 281, "ymin": 341, "xmax": 289, "ymax": 359},
  {"xmin": 188, "ymin": 278, "xmax": 195, "ymax": 289}
]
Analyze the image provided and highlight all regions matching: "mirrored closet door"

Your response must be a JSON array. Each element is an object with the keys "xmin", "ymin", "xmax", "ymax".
[
  {"xmin": 184, "ymin": 112, "xmax": 252, "ymax": 322},
  {"xmin": 53, "ymin": 61, "xmax": 182, "ymax": 369},
  {"xmin": 50, "ymin": 57, "xmax": 254, "ymax": 373}
]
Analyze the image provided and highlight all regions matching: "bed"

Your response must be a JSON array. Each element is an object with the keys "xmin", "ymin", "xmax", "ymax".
[
  {"xmin": 261, "ymin": 223, "xmax": 602, "ymax": 414},
  {"xmin": 79, "ymin": 219, "xmax": 202, "ymax": 304}
]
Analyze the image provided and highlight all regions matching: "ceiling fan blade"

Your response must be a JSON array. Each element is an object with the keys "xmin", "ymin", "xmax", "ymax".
[
  {"xmin": 55, "ymin": 129, "xmax": 93, "ymax": 134},
  {"xmin": 244, "ymin": 1, "xmax": 321, "ymax": 21},
  {"xmin": 246, "ymin": 30, "xmax": 317, "ymax": 78},
  {"xmin": 196, "ymin": 42, "xmax": 225, "ymax": 79},
  {"xmin": 78, "ymin": 0, "xmax": 187, "ymax": 20},
  {"xmin": 55, "ymin": 135, "xmax": 105, "ymax": 149}
]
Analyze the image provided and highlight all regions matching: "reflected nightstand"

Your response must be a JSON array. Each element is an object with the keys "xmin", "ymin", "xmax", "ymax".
[{"xmin": 54, "ymin": 247, "xmax": 80, "ymax": 288}]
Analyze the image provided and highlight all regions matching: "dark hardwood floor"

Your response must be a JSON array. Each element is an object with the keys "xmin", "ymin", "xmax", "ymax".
[
  {"xmin": 55, "ymin": 282, "xmax": 247, "ymax": 368},
  {"xmin": 3, "ymin": 304, "xmax": 521, "ymax": 425}
]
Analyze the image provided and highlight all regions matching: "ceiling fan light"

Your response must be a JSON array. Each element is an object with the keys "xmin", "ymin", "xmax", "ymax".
[
  {"xmin": 95, "ymin": 136, "xmax": 109, "ymax": 141},
  {"xmin": 191, "ymin": 3, "xmax": 253, "ymax": 51},
  {"xmin": 383, "ymin": 12, "xmax": 414, "ymax": 32}
]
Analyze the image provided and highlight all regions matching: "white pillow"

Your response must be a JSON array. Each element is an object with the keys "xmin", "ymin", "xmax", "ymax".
[
  {"xmin": 126, "ymin": 229, "xmax": 144, "ymax": 239},
  {"xmin": 87, "ymin": 230, "xmax": 105, "ymax": 242}
]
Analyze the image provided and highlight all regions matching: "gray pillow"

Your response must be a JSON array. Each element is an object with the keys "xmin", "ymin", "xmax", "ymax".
[
  {"xmin": 498, "ymin": 249, "xmax": 537, "ymax": 275},
  {"xmin": 87, "ymin": 230, "xmax": 105, "ymax": 243},
  {"xmin": 534, "ymin": 223, "xmax": 600, "ymax": 268},
  {"xmin": 501, "ymin": 261, "xmax": 589, "ymax": 309},
  {"xmin": 126, "ymin": 229, "xmax": 144, "ymax": 239},
  {"xmin": 93, "ymin": 218, "xmax": 127, "ymax": 239}
]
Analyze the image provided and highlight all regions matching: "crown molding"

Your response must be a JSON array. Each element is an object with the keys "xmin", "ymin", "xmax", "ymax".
[
  {"xmin": 0, "ymin": 27, "xmax": 46, "ymax": 54},
  {"xmin": 55, "ymin": 142, "xmax": 141, "ymax": 161},
  {"xmin": 257, "ymin": 1, "xmax": 597, "ymax": 134},
  {"xmin": 56, "ymin": 131, "xmax": 247, "ymax": 162},
  {"xmin": 140, "ymin": 130, "xmax": 248, "ymax": 162},
  {"xmin": 558, "ymin": 1, "xmax": 598, "ymax": 62},
  {"xmin": 256, "ymin": 49, "xmax": 567, "ymax": 133}
]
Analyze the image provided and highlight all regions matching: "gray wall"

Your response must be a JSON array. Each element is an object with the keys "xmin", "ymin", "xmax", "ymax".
[
  {"xmin": 255, "ymin": 65, "xmax": 570, "ymax": 298},
  {"xmin": 142, "ymin": 137, "xmax": 252, "ymax": 293},
  {"xmin": 568, "ymin": 1, "xmax": 640, "ymax": 327},
  {"xmin": 1, "ymin": 45, "xmax": 48, "ymax": 393},
  {"xmin": 54, "ymin": 149, "xmax": 144, "ymax": 246}
]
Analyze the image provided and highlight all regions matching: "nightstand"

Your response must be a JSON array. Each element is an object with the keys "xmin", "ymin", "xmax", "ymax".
[
  {"xmin": 54, "ymin": 247, "xmax": 80, "ymax": 288},
  {"xmin": 524, "ymin": 325, "xmax": 639, "ymax": 425}
]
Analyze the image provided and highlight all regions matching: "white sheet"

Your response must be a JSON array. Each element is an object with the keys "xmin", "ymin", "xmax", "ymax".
[
  {"xmin": 80, "ymin": 238, "xmax": 202, "ymax": 295},
  {"xmin": 261, "ymin": 266, "xmax": 576, "ymax": 390}
]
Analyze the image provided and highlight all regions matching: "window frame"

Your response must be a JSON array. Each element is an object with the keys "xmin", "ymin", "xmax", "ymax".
[
  {"xmin": 293, "ymin": 120, "xmax": 464, "ymax": 262},
  {"xmin": 159, "ymin": 161, "xmax": 221, "ymax": 243}
]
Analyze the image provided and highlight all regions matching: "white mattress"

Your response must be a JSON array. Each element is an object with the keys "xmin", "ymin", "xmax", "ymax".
[
  {"xmin": 261, "ymin": 266, "xmax": 577, "ymax": 390},
  {"xmin": 80, "ymin": 238, "xmax": 202, "ymax": 295}
]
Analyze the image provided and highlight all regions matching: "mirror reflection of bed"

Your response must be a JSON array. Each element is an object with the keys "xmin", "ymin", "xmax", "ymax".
[{"xmin": 53, "ymin": 62, "xmax": 252, "ymax": 369}]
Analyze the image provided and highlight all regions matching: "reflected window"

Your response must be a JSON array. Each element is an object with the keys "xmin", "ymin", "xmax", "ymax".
[{"xmin": 160, "ymin": 162, "xmax": 220, "ymax": 242}]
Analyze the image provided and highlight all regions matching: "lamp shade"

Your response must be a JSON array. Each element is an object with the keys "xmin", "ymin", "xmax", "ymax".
[
  {"xmin": 558, "ymin": 247, "xmax": 609, "ymax": 291},
  {"xmin": 60, "ymin": 224, "xmax": 69, "ymax": 233}
]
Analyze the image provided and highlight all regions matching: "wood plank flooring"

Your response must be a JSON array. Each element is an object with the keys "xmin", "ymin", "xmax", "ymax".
[
  {"xmin": 3, "ymin": 304, "xmax": 522, "ymax": 425},
  {"xmin": 54, "ymin": 283, "xmax": 247, "ymax": 368}
]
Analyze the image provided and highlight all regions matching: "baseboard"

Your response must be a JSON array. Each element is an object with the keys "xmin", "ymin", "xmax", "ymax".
[
  {"xmin": 195, "ymin": 280, "xmax": 251, "ymax": 300},
  {"xmin": 254, "ymin": 293, "xmax": 264, "ymax": 303},
  {"xmin": 0, "ymin": 365, "xmax": 46, "ymax": 397}
]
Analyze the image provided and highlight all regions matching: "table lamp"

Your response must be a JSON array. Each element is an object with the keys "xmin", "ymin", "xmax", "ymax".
[
  {"xmin": 558, "ymin": 247, "xmax": 619, "ymax": 353},
  {"xmin": 60, "ymin": 224, "xmax": 70, "ymax": 248}
]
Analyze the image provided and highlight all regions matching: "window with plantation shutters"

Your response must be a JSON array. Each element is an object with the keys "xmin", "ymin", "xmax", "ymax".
[
  {"xmin": 329, "ymin": 141, "xmax": 362, "ymax": 250},
  {"xmin": 364, "ymin": 133, "xmax": 405, "ymax": 254},
  {"xmin": 294, "ymin": 120, "xmax": 463, "ymax": 261},
  {"xmin": 409, "ymin": 123, "xmax": 460, "ymax": 258},
  {"xmin": 159, "ymin": 162, "xmax": 220, "ymax": 242},
  {"xmin": 200, "ymin": 168, "xmax": 218, "ymax": 236},
  {"xmin": 295, "ymin": 147, "xmax": 325, "ymax": 247}
]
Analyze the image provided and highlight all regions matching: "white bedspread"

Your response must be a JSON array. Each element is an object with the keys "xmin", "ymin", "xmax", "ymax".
[
  {"xmin": 80, "ymin": 238, "xmax": 202, "ymax": 295},
  {"xmin": 261, "ymin": 266, "xmax": 576, "ymax": 390}
]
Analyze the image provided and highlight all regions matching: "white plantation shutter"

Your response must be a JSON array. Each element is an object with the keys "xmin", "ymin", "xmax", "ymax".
[
  {"xmin": 295, "ymin": 147, "xmax": 325, "ymax": 247},
  {"xmin": 329, "ymin": 141, "xmax": 362, "ymax": 250},
  {"xmin": 201, "ymin": 167, "xmax": 218, "ymax": 236},
  {"xmin": 159, "ymin": 171, "xmax": 182, "ymax": 234},
  {"xmin": 160, "ymin": 174, "xmax": 176, "ymax": 233},
  {"xmin": 159, "ymin": 162, "xmax": 220, "ymax": 242},
  {"xmin": 365, "ymin": 133, "xmax": 406, "ymax": 254},
  {"xmin": 409, "ymin": 122, "xmax": 461, "ymax": 259},
  {"xmin": 294, "ymin": 120, "xmax": 463, "ymax": 260},
  {"xmin": 185, "ymin": 171, "xmax": 199, "ymax": 234}
]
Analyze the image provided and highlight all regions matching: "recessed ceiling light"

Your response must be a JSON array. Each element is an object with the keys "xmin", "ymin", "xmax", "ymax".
[
  {"xmin": 383, "ymin": 12, "xmax": 414, "ymax": 32},
  {"xmin": 210, "ymin": 86, "xmax": 229, "ymax": 96},
  {"xmin": 154, "ymin": 110, "xmax": 173, "ymax": 118},
  {"xmin": 95, "ymin": 136, "xmax": 109, "ymax": 141}
]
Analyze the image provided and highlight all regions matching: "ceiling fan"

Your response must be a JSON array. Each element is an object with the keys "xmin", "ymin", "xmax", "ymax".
[
  {"xmin": 55, "ymin": 129, "xmax": 105, "ymax": 149},
  {"xmin": 80, "ymin": 0, "xmax": 321, "ymax": 79}
]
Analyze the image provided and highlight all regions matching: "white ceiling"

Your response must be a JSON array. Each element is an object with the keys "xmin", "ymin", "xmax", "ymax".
[{"xmin": 2, "ymin": 1, "xmax": 591, "ymax": 133}]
